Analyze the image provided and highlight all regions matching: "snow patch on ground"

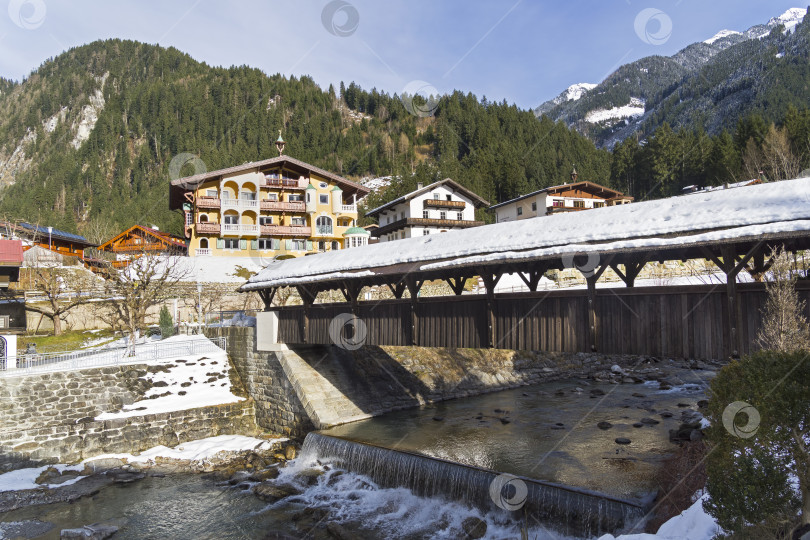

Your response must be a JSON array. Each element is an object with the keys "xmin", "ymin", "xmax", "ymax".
[
  {"xmin": 704, "ymin": 29, "xmax": 741, "ymax": 45},
  {"xmin": 149, "ymin": 255, "xmax": 268, "ymax": 283},
  {"xmin": 586, "ymin": 98, "xmax": 646, "ymax": 123},
  {"xmin": 0, "ymin": 464, "xmax": 84, "ymax": 492},
  {"xmin": 85, "ymin": 435, "xmax": 287, "ymax": 465},
  {"xmin": 599, "ymin": 493, "xmax": 721, "ymax": 540},
  {"xmin": 361, "ymin": 176, "xmax": 393, "ymax": 192},
  {"xmin": 95, "ymin": 336, "xmax": 242, "ymax": 420}
]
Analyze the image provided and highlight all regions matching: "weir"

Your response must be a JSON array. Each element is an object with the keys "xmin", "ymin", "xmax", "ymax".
[{"xmin": 300, "ymin": 432, "xmax": 646, "ymax": 538}]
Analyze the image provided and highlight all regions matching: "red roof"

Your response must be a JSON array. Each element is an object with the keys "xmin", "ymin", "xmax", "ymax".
[{"xmin": 0, "ymin": 239, "xmax": 23, "ymax": 266}]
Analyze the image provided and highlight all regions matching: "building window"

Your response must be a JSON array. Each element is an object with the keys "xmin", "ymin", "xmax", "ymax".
[
  {"xmin": 291, "ymin": 239, "xmax": 306, "ymax": 250},
  {"xmin": 319, "ymin": 182, "xmax": 328, "ymax": 189},
  {"xmin": 224, "ymin": 238, "xmax": 239, "ymax": 249},
  {"xmin": 439, "ymin": 211, "xmax": 446, "ymax": 220},
  {"xmin": 206, "ymin": 189, "xmax": 217, "ymax": 197},
  {"xmin": 517, "ymin": 207, "xmax": 523, "ymax": 216},
  {"xmin": 423, "ymin": 210, "xmax": 429, "ymax": 219},
  {"xmin": 331, "ymin": 241, "xmax": 339, "ymax": 250},
  {"xmin": 224, "ymin": 214, "xmax": 239, "ymax": 224},
  {"xmin": 446, "ymin": 194, "xmax": 452, "ymax": 201},
  {"xmin": 266, "ymin": 193, "xmax": 278, "ymax": 202},
  {"xmin": 240, "ymin": 191, "xmax": 256, "ymax": 201},
  {"xmin": 200, "ymin": 238, "xmax": 209, "ymax": 249},
  {"xmin": 573, "ymin": 200, "xmax": 585, "ymax": 208},
  {"xmin": 456, "ymin": 212, "xmax": 463, "ymax": 220},
  {"xmin": 423, "ymin": 230, "xmax": 430, "ymax": 235},
  {"xmin": 290, "ymin": 194, "xmax": 303, "ymax": 202},
  {"xmin": 531, "ymin": 202, "xmax": 537, "ymax": 211},
  {"xmin": 257, "ymin": 239, "xmax": 274, "ymax": 250},
  {"xmin": 433, "ymin": 193, "xmax": 440, "ymax": 200},
  {"xmin": 553, "ymin": 200, "xmax": 563, "ymax": 207},
  {"xmin": 319, "ymin": 194, "xmax": 329, "ymax": 204},
  {"xmin": 291, "ymin": 217, "xmax": 305, "ymax": 226},
  {"xmin": 259, "ymin": 216, "xmax": 273, "ymax": 225},
  {"xmin": 185, "ymin": 212, "xmax": 193, "ymax": 225},
  {"xmin": 594, "ymin": 202, "xmax": 605, "ymax": 208}
]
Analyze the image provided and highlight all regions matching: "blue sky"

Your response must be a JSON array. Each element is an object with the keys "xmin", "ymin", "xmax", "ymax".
[{"xmin": 0, "ymin": 0, "xmax": 802, "ymax": 109}]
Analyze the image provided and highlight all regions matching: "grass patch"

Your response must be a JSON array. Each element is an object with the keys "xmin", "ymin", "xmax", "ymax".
[{"xmin": 21, "ymin": 329, "xmax": 117, "ymax": 353}]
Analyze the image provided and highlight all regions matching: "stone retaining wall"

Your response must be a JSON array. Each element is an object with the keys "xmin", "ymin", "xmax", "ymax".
[{"xmin": 0, "ymin": 365, "xmax": 258, "ymax": 472}]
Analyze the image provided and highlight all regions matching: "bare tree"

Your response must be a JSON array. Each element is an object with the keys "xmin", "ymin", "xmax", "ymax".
[
  {"xmin": 743, "ymin": 125, "xmax": 801, "ymax": 182},
  {"xmin": 24, "ymin": 266, "xmax": 101, "ymax": 335},
  {"xmin": 757, "ymin": 247, "xmax": 810, "ymax": 352},
  {"xmin": 103, "ymin": 254, "xmax": 188, "ymax": 353}
]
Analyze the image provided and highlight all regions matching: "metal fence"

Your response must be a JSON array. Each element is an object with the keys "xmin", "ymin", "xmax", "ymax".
[
  {"xmin": 0, "ymin": 336, "xmax": 227, "ymax": 377},
  {"xmin": 205, "ymin": 309, "xmax": 258, "ymax": 327}
]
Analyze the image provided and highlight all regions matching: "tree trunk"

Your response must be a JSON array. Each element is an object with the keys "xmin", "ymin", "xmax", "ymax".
[{"xmin": 52, "ymin": 314, "xmax": 62, "ymax": 336}]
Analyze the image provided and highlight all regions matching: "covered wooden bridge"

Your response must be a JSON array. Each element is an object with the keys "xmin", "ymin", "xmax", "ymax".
[{"xmin": 240, "ymin": 178, "xmax": 810, "ymax": 360}]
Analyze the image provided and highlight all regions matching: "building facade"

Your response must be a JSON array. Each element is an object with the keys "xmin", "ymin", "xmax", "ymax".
[
  {"xmin": 365, "ymin": 179, "xmax": 489, "ymax": 242},
  {"xmin": 169, "ymin": 152, "xmax": 370, "ymax": 258},
  {"xmin": 97, "ymin": 225, "xmax": 188, "ymax": 268},
  {"xmin": 490, "ymin": 171, "xmax": 632, "ymax": 224}
]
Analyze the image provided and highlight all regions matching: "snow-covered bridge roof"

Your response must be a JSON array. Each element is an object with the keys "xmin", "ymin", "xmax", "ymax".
[{"xmin": 241, "ymin": 177, "xmax": 810, "ymax": 290}]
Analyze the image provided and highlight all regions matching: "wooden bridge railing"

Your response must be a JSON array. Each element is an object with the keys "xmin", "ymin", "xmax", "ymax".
[{"xmin": 273, "ymin": 282, "xmax": 809, "ymax": 360}]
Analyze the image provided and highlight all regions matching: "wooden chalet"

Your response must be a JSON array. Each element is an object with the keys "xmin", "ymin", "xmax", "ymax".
[
  {"xmin": 0, "ymin": 221, "xmax": 96, "ymax": 259},
  {"xmin": 97, "ymin": 225, "xmax": 187, "ymax": 268}
]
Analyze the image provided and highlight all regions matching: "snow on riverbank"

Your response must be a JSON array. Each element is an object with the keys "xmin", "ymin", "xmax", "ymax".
[
  {"xmin": 95, "ymin": 335, "xmax": 243, "ymax": 420},
  {"xmin": 85, "ymin": 434, "xmax": 287, "ymax": 465},
  {"xmin": 0, "ymin": 435, "xmax": 287, "ymax": 493},
  {"xmin": 599, "ymin": 493, "xmax": 721, "ymax": 540}
]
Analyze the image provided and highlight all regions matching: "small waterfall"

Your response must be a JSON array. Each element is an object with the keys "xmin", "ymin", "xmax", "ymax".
[{"xmin": 300, "ymin": 432, "xmax": 646, "ymax": 538}]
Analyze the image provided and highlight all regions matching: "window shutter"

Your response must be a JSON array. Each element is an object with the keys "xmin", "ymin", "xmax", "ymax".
[
  {"xmin": 306, "ymin": 240, "xmax": 313, "ymax": 251},
  {"xmin": 239, "ymin": 239, "xmax": 247, "ymax": 250},
  {"xmin": 272, "ymin": 239, "xmax": 280, "ymax": 250},
  {"xmin": 285, "ymin": 239, "xmax": 292, "ymax": 250},
  {"xmin": 216, "ymin": 238, "xmax": 224, "ymax": 249},
  {"xmin": 251, "ymin": 239, "xmax": 258, "ymax": 250}
]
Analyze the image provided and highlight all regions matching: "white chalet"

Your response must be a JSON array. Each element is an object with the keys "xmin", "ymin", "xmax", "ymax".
[
  {"xmin": 366, "ymin": 179, "xmax": 490, "ymax": 242},
  {"xmin": 490, "ymin": 170, "xmax": 632, "ymax": 223}
]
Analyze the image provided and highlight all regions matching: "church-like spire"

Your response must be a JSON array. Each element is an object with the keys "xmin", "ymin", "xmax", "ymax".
[
  {"xmin": 275, "ymin": 130, "xmax": 286, "ymax": 156},
  {"xmin": 570, "ymin": 164, "xmax": 578, "ymax": 183}
]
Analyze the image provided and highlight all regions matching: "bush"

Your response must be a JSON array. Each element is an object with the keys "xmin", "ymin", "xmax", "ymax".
[
  {"xmin": 704, "ymin": 350, "xmax": 810, "ymax": 537},
  {"xmin": 158, "ymin": 305, "xmax": 174, "ymax": 338}
]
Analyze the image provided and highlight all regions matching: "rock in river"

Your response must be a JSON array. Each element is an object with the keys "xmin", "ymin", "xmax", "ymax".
[
  {"xmin": 615, "ymin": 438, "xmax": 632, "ymax": 445},
  {"xmin": 461, "ymin": 516, "xmax": 487, "ymax": 539},
  {"xmin": 597, "ymin": 421, "xmax": 613, "ymax": 430}
]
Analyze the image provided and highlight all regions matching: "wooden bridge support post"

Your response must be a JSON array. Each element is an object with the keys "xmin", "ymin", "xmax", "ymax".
[
  {"xmin": 405, "ymin": 277, "xmax": 423, "ymax": 346},
  {"xmin": 582, "ymin": 259, "xmax": 611, "ymax": 352},
  {"xmin": 258, "ymin": 287, "xmax": 277, "ymax": 311},
  {"xmin": 295, "ymin": 285, "xmax": 316, "ymax": 344},
  {"xmin": 479, "ymin": 269, "xmax": 503, "ymax": 348}
]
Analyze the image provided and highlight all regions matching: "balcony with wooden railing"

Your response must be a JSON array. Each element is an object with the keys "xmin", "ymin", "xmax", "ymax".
[
  {"xmin": 195, "ymin": 222, "xmax": 221, "ymax": 234},
  {"xmin": 265, "ymin": 176, "xmax": 307, "ymax": 190},
  {"xmin": 260, "ymin": 200, "xmax": 306, "ymax": 212},
  {"xmin": 196, "ymin": 196, "xmax": 221, "ymax": 209},
  {"xmin": 373, "ymin": 217, "xmax": 484, "ymax": 237},
  {"xmin": 260, "ymin": 225, "xmax": 312, "ymax": 237},
  {"xmin": 423, "ymin": 199, "xmax": 466, "ymax": 209}
]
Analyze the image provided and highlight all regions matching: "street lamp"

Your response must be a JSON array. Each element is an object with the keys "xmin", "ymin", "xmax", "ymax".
[
  {"xmin": 47, "ymin": 226, "xmax": 52, "ymax": 252},
  {"xmin": 196, "ymin": 282, "xmax": 203, "ymax": 335}
]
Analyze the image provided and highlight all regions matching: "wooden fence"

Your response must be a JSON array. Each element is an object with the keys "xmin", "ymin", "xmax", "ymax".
[{"xmin": 275, "ymin": 282, "xmax": 810, "ymax": 360}]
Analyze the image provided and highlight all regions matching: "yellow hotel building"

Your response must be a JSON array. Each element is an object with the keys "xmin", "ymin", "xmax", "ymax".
[{"xmin": 169, "ymin": 145, "xmax": 370, "ymax": 258}]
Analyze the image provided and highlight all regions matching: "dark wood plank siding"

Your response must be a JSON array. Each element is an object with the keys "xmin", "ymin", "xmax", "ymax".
[{"xmin": 271, "ymin": 282, "xmax": 810, "ymax": 361}]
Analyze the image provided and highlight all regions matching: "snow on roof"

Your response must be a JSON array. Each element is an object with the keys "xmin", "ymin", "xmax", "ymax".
[
  {"xmin": 488, "ymin": 181, "xmax": 626, "ymax": 210},
  {"xmin": 242, "ymin": 177, "xmax": 810, "ymax": 290},
  {"xmin": 150, "ymin": 255, "xmax": 271, "ymax": 284}
]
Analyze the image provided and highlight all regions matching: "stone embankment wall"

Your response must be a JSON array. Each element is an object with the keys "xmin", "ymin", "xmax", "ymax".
[
  {"xmin": 0, "ymin": 365, "xmax": 257, "ymax": 472},
  {"xmin": 209, "ymin": 326, "xmax": 691, "ymax": 434}
]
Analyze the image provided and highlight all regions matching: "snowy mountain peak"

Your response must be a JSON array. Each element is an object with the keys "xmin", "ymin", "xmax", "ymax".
[
  {"xmin": 704, "ymin": 29, "xmax": 741, "ymax": 45},
  {"xmin": 563, "ymin": 83, "xmax": 596, "ymax": 102},
  {"xmin": 771, "ymin": 7, "xmax": 807, "ymax": 26}
]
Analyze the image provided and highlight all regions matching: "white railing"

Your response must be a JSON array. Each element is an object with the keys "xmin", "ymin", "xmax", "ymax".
[
  {"xmin": 222, "ymin": 224, "xmax": 259, "ymax": 235},
  {"xmin": 341, "ymin": 204, "xmax": 357, "ymax": 213},
  {"xmin": 221, "ymin": 199, "xmax": 258, "ymax": 210},
  {"xmin": 0, "ymin": 336, "xmax": 227, "ymax": 377},
  {"xmin": 195, "ymin": 248, "xmax": 212, "ymax": 256},
  {"xmin": 315, "ymin": 226, "xmax": 333, "ymax": 236}
]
